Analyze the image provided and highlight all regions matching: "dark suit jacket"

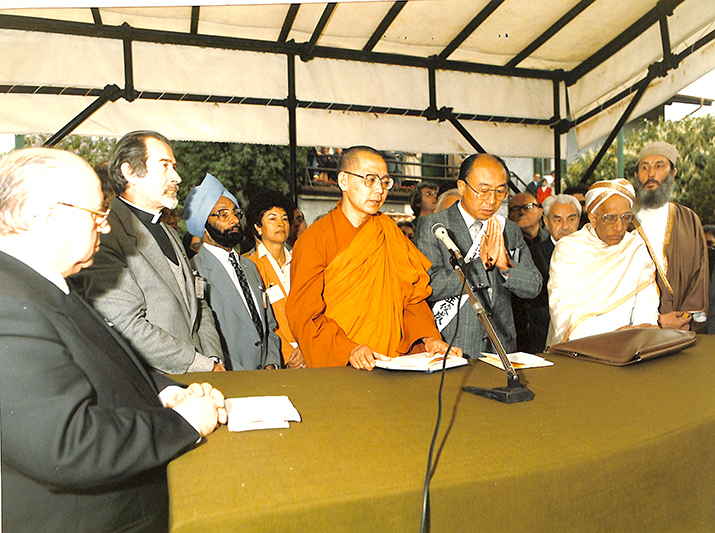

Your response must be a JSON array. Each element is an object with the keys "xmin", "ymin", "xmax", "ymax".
[
  {"xmin": 415, "ymin": 202, "xmax": 542, "ymax": 357},
  {"xmin": 0, "ymin": 251, "xmax": 199, "ymax": 532},
  {"xmin": 191, "ymin": 247, "xmax": 281, "ymax": 370},
  {"xmin": 71, "ymin": 197, "xmax": 223, "ymax": 373},
  {"xmin": 526, "ymin": 237, "xmax": 555, "ymax": 352}
]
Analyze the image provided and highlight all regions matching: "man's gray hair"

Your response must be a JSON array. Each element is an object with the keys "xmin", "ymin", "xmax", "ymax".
[
  {"xmin": 0, "ymin": 148, "xmax": 84, "ymax": 237},
  {"xmin": 542, "ymin": 194, "xmax": 581, "ymax": 218}
]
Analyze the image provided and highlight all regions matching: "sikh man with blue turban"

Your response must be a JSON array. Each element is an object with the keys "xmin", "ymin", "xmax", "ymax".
[{"xmin": 184, "ymin": 173, "xmax": 282, "ymax": 370}]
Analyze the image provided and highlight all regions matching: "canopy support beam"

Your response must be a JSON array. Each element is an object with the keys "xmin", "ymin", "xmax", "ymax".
[
  {"xmin": 302, "ymin": 3, "xmax": 337, "ymax": 61},
  {"xmin": 42, "ymin": 84, "xmax": 123, "ymax": 147},
  {"xmin": 278, "ymin": 4, "xmax": 300, "ymax": 43},
  {"xmin": 566, "ymin": 0, "xmax": 685, "ymax": 85},
  {"xmin": 578, "ymin": 78, "xmax": 650, "ymax": 184},
  {"xmin": 363, "ymin": 1, "xmax": 406, "ymax": 52},
  {"xmin": 438, "ymin": 0, "xmax": 505, "ymax": 60},
  {"xmin": 507, "ymin": 0, "xmax": 596, "ymax": 69},
  {"xmin": 190, "ymin": 7, "xmax": 200, "ymax": 35}
]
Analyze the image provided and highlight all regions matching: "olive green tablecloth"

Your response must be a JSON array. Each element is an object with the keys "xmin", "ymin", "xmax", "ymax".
[{"xmin": 168, "ymin": 336, "xmax": 715, "ymax": 532}]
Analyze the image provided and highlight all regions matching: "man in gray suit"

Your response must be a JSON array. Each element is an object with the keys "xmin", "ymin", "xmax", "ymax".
[
  {"xmin": 71, "ymin": 130, "xmax": 224, "ymax": 374},
  {"xmin": 183, "ymin": 174, "xmax": 282, "ymax": 370},
  {"xmin": 415, "ymin": 154, "xmax": 542, "ymax": 357}
]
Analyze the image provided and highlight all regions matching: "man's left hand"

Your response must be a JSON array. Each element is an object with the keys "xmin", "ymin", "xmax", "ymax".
[
  {"xmin": 658, "ymin": 311, "xmax": 692, "ymax": 330},
  {"xmin": 423, "ymin": 337, "xmax": 463, "ymax": 358}
]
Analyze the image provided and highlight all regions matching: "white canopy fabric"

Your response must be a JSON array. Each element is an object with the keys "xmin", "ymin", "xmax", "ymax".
[{"xmin": 0, "ymin": 0, "xmax": 714, "ymax": 158}]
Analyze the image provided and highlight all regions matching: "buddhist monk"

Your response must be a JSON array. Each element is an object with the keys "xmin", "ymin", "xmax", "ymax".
[{"xmin": 286, "ymin": 146, "xmax": 461, "ymax": 370}]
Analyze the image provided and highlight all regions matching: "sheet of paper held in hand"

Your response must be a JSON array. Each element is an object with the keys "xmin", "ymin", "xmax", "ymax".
[
  {"xmin": 478, "ymin": 351, "xmax": 554, "ymax": 370},
  {"xmin": 375, "ymin": 352, "xmax": 469, "ymax": 373},
  {"xmin": 225, "ymin": 396, "xmax": 301, "ymax": 432}
]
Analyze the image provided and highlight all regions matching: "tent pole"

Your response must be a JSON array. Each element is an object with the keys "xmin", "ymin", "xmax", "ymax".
[
  {"xmin": 287, "ymin": 53, "xmax": 298, "ymax": 205},
  {"xmin": 553, "ymin": 77, "xmax": 561, "ymax": 193}
]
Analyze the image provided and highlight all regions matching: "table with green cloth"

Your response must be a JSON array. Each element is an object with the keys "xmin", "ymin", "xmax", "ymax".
[{"xmin": 168, "ymin": 336, "xmax": 715, "ymax": 532}]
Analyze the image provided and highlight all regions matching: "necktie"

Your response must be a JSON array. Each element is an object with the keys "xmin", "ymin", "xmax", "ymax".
[
  {"xmin": 470, "ymin": 220, "xmax": 482, "ymax": 242},
  {"xmin": 228, "ymin": 252, "xmax": 264, "ymax": 341}
]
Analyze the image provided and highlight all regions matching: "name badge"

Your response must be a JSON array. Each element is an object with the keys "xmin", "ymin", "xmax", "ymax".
[
  {"xmin": 266, "ymin": 284, "xmax": 285, "ymax": 305},
  {"xmin": 195, "ymin": 276, "xmax": 205, "ymax": 299}
]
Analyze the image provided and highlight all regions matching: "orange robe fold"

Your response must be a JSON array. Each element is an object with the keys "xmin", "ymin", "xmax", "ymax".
[
  {"xmin": 248, "ymin": 247, "xmax": 296, "ymax": 364},
  {"xmin": 286, "ymin": 205, "xmax": 440, "ymax": 367}
]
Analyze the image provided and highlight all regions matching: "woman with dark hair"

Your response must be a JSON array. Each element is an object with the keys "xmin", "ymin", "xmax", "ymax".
[{"xmin": 246, "ymin": 191, "xmax": 305, "ymax": 368}]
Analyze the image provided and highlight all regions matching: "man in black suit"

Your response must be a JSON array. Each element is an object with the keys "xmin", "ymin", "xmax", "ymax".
[
  {"xmin": 519, "ymin": 194, "xmax": 581, "ymax": 352},
  {"xmin": 0, "ymin": 148, "xmax": 226, "ymax": 532}
]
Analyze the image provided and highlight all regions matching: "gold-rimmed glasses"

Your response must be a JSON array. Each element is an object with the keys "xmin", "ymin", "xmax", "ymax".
[{"xmin": 57, "ymin": 202, "xmax": 111, "ymax": 226}]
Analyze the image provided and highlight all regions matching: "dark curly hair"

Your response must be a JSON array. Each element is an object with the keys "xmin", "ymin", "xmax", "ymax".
[{"xmin": 245, "ymin": 191, "xmax": 295, "ymax": 241}]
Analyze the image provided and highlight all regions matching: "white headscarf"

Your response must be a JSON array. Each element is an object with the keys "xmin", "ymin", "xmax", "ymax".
[{"xmin": 585, "ymin": 178, "xmax": 635, "ymax": 214}]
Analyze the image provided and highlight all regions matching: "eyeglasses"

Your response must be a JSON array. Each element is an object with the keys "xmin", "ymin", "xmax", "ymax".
[
  {"xmin": 593, "ymin": 212, "xmax": 635, "ymax": 225},
  {"xmin": 422, "ymin": 190, "xmax": 437, "ymax": 198},
  {"xmin": 463, "ymin": 180, "xmax": 508, "ymax": 201},
  {"xmin": 343, "ymin": 171, "xmax": 394, "ymax": 191},
  {"xmin": 508, "ymin": 202, "xmax": 541, "ymax": 215},
  {"xmin": 209, "ymin": 208, "xmax": 243, "ymax": 222},
  {"xmin": 57, "ymin": 202, "xmax": 111, "ymax": 226}
]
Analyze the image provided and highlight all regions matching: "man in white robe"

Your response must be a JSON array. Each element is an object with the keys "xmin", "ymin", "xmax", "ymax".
[{"xmin": 547, "ymin": 179, "xmax": 659, "ymax": 345}]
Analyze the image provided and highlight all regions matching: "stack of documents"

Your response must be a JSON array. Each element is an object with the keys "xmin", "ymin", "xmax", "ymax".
[
  {"xmin": 375, "ymin": 352, "xmax": 469, "ymax": 373},
  {"xmin": 478, "ymin": 351, "xmax": 553, "ymax": 370},
  {"xmin": 225, "ymin": 395, "xmax": 301, "ymax": 432}
]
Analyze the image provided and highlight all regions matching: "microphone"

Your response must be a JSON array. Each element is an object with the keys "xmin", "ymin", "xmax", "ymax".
[{"xmin": 431, "ymin": 223, "xmax": 463, "ymax": 260}]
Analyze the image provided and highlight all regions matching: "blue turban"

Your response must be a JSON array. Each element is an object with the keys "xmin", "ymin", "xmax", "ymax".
[{"xmin": 183, "ymin": 173, "xmax": 239, "ymax": 238}]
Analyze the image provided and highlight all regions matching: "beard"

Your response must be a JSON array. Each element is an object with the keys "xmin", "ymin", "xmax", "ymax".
[
  {"xmin": 205, "ymin": 220, "xmax": 243, "ymax": 249},
  {"xmin": 634, "ymin": 172, "xmax": 675, "ymax": 209},
  {"xmin": 162, "ymin": 186, "xmax": 179, "ymax": 210}
]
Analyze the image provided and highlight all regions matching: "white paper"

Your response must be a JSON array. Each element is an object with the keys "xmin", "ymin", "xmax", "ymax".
[
  {"xmin": 375, "ymin": 352, "xmax": 469, "ymax": 373},
  {"xmin": 225, "ymin": 395, "xmax": 301, "ymax": 432},
  {"xmin": 478, "ymin": 351, "xmax": 554, "ymax": 370}
]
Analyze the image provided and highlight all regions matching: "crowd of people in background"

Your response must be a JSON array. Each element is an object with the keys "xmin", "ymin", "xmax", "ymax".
[{"xmin": 0, "ymin": 131, "xmax": 711, "ymax": 532}]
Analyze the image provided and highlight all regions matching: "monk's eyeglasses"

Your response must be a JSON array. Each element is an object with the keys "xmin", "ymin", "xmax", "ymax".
[
  {"xmin": 57, "ymin": 202, "xmax": 111, "ymax": 226},
  {"xmin": 594, "ymin": 212, "xmax": 635, "ymax": 225},
  {"xmin": 463, "ymin": 180, "xmax": 508, "ymax": 201},
  {"xmin": 209, "ymin": 208, "xmax": 243, "ymax": 222},
  {"xmin": 343, "ymin": 171, "xmax": 394, "ymax": 191}
]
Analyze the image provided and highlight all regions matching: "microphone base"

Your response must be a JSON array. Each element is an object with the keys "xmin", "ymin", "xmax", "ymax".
[{"xmin": 463, "ymin": 385, "xmax": 535, "ymax": 404}]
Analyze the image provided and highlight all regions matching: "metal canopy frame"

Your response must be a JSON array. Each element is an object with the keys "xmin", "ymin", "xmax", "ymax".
[{"xmin": 0, "ymin": 0, "xmax": 712, "ymax": 196}]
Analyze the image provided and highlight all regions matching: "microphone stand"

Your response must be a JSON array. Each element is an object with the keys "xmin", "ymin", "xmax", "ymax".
[{"xmin": 447, "ymin": 253, "xmax": 534, "ymax": 403}]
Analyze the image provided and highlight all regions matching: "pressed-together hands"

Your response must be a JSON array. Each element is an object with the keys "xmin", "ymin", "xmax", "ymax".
[
  {"xmin": 164, "ymin": 382, "xmax": 227, "ymax": 437},
  {"xmin": 479, "ymin": 217, "xmax": 512, "ymax": 272}
]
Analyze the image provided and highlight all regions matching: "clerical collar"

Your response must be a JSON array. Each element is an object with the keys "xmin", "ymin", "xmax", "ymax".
[
  {"xmin": 118, "ymin": 196, "xmax": 163, "ymax": 224},
  {"xmin": 119, "ymin": 197, "xmax": 179, "ymax": 265}
]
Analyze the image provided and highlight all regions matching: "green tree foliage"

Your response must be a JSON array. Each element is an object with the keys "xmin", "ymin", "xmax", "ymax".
[
  {"xmin": 171, "ymin": 141, "xmax": 308, "ymax": 208},
  {"xmin": 23, "ymin": 134, "xmax": 308, "ymax": 211},
  {"xmin": 24, "ymin": 134, "xmax": 117, "ymax": 169},
  {"xmin": 565, "ymin": 115, "xmax": 715, "ymax": 224}
]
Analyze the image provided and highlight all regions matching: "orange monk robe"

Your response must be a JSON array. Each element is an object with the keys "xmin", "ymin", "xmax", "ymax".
[
  {"xmin": 248, "ymin": 247, "xmax": 296, "ymax": 364},
  {"xmin": 286, "ymin": 204, "xmax": 440, "ymax": 367}
]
